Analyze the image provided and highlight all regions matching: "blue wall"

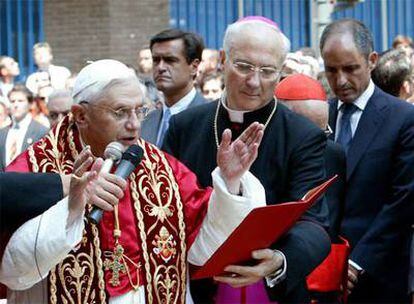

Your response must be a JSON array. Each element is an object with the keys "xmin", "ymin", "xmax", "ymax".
[
  {"xmin": 169, "ymin": 0, "xmax": 310, "ymax": 51},
  {"xmin": 0, "ymin": 0, "xmax": 44, "ymax": 81},
  {"xmin": 332, "ymin": 1, "xmax": 384, "ymax": 51},
  {"xmin": 170, "ymin": 0, "xmax": 414, "ymax": 53}
]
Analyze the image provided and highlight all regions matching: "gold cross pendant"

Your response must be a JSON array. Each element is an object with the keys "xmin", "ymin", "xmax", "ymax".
[{"xmin": 104, "ymin": 244, "xmax": 126, "ymax": 286}]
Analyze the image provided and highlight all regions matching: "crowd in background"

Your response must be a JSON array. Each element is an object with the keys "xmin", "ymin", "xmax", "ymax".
[
  {"xmin": 0, "ymin": 19, "xmax": 414, "ymax": 303},
  {"xmin": 1, "ymin": 34, "xmax": 414, "ymax": 141}
]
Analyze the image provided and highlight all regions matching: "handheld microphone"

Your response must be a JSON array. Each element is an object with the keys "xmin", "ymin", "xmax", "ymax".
[
  {"xmin": 88, "ymin": 144, "xmax": 144, "ymax": 224},
  {"xmin": 101, "ymin": 141, "xmax": 125, "ymax": 173}
]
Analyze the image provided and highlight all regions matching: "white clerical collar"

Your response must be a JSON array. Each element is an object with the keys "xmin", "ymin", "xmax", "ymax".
[
  {"xmin": 13, "ymin": 113, "xmax": 32, "ymax": 129},
  {"xmin": 337, "ymin": 79, "xmax": 375, "ymax": 111},
  {"xmin": 220, "ymin": 95, "xmax": 275, "ymax": 123},
  {"xmin": 221, "ymin": 99, "xmax": 249, "ymax": 123},
  {"xmin": 163, "ymin": 87, "xmax": 196, "ymax": 116}
]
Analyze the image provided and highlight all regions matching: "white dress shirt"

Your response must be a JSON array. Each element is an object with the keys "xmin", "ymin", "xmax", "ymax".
[
  {"xmin": 5, "ymin": 114, "xmax": 32, "ymax": 166},
  {"xmin": 334, "ymin": 80, "xmax": 375, "ymax": 141},
  {"xmin": 0, "ymin": 168, "xmax": 266, "ymax": 304},
  {"xmin": 155, "ymin": 87, "xmax": 196, "ymax": 145},
  {"xmin": 334, "ymin": 80, "xmax": 375, "ymax": 273}
]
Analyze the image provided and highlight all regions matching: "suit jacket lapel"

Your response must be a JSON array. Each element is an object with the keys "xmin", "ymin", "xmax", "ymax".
[
  {"xmin": 189, "ymin": 92, "xmax": 206, "ymax": 107},
  {"xmin": 0, "ymin": 128, "xmax": 9, "ymax": 170},
  {"xmin": 328, "ymin": 99, "xmax": 338, "ymax": 141},
  {"xmin": 148, "ymin": 109, "xmax": 162, "ymax": 144},
  {"xmin": 23, "ymin": 119, "xmax": 37, "ymax": 150},
  {"xmin": 346, "ymin": 88, "xmax": 387, "ymax": 180}
]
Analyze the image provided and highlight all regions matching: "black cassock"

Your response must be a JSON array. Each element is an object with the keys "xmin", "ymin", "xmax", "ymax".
[{"xmin": 163, "ymin": 99, "xmax": 331, "ymax": 303}]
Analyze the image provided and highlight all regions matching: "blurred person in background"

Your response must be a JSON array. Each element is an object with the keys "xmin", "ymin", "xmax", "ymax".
[
  {"xmin": 46, "ymin": 89, "xmax": 73, "ymax": 127},
  {"xmin": 372, "ymin": 48, "xmax": 414, "ymax": 101},
  {"xmin": 65, "ymin": 73, "xmax": 77, "ymax": 92},
  {"xmin": 200, "ymin": 72, "xmax": 224, "ymax": 101},
  {"xmin": 136, "ymin": 47, "xmax": 164, "ymax": 109},
  {"xmin": 136, "ymin": 47, "xmax": 153, "ymax": 78},
  {"xmin": 30, "ymin": 84, "xmax": 51, "ymax": 128},
  {"xmin": 0, "ymin": 56, "xmax": 20, "ymax": 107},
  {"xmin": 392, "ymin": 34, "xmax": 414, "ymax": 57},
  {"xmin": 0, "ymin": 84, "xmax": 48, "ymax": 171},
  {"xmin": 26, "ymin": 42, "xmax": 71, "ymax": 96},
  {"xmin": 196, "ymin": 48, "xmax": 220, "ymax": 86},
  {"xmin": 296, "ymin": 47, "xmax": 318, "ymax": 59},
  {"xmin": 0, "ymin": 102, "xmax": 11, "ymax": 128},
  {"xmin": 280, "ymin": 52, "xmax": 319, "ymax": 80}
]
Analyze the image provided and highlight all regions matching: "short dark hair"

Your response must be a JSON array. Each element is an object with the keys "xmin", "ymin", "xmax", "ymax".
[
  {"xmin": 372, "ymin": 49, "xmax": 412, "ymax": 97},
  {"xmin": 8, "ymin": 83, "xmax": 33, "ymax": 102},
  {"xmin": 320, "ymin": 19, "xmax": 374, "ymax": 61},
  {"xmin": 150, "ymin": 29, "xmax": 204, "ymax": 64}
]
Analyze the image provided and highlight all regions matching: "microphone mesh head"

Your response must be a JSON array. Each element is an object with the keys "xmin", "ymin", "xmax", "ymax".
[
  {"xmin": 104, "ymin": 142, "xmax": 125, "ymax": 160},
  {"xmin": 122, "ymin": 144, "xmax": 144, "ymax": 166}
]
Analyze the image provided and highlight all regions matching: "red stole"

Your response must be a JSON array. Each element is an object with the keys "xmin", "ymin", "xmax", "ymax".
[{"xmin": 7, "ymin": 114, "xmax": 191, "ymax": 303}]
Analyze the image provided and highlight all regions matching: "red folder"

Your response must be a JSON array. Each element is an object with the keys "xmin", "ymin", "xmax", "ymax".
[{"xmin": 191, "ymin": 175, "xmax": 337, "ymax": 279}]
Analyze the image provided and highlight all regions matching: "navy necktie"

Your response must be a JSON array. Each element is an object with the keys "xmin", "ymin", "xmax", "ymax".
[
  {"xmin": 336, "ymin": 103, "xmax": 358, "ymax": 154},
  {"xmin": 157, "ymin": 108, "xmax": 171, "ymax": 147}
]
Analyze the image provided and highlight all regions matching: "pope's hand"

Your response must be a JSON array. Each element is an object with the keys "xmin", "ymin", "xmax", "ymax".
[
  {"xmin": 67, "ymin": 148, "xmax": 126, "ymax": 225},
  {"xmin": 217, "ymin": 122, "xmax": 264, "ymax": 194}
]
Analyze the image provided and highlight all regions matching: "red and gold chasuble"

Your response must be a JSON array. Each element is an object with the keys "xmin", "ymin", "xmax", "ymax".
[{"xmin": 6, "ymin": 114, "xmax": 210, "ymax": 303}]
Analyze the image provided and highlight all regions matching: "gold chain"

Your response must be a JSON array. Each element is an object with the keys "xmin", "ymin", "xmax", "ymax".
[
  {"xmin": 214, "ymin": 92, "xmax": 278, "ymax": 148},
  {"xmin": 104, "ymin": 203, "xmax": 141, "ymax": 291}
]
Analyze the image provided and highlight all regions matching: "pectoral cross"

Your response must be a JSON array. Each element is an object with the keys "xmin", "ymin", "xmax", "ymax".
[{"xmin": 104, "ymin": 244, "xmax": 126, "ymax": 286}]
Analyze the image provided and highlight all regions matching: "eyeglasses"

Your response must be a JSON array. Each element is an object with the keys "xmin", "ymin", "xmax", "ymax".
[
  {"xmin": 80, "ymin": 102, "xmax": 149, "ymax": 121},
  {"xmin": 232, "ymin": 61, "xmax": 279, "ymax": 80}
]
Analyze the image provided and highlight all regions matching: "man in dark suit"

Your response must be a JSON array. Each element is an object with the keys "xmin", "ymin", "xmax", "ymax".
[
  {"xmin": 0, "ymin": 171, "xmax": 61, "ymax": 300},
  {"xmin": 321, "ymin": 19, "xmax": 414, "ymax": 303},
  {"xmin": 410, "ymin": 232, "xmax": 414, "ymax": 303},
  {"xmin": 0, "ymin": 84, "xmax": 48, "ymax": 171},
  {"xmin": 163, "ymin": 17, "xmax": 331, "ymax": 303},
  {"xmin": 140, "ymin": 29, "xmax": 207, "ymax": 146}
]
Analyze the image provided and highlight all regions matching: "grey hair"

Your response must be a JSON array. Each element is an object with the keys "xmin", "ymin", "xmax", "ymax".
[{"xmin": 223, "ymin": 20, "xmax": 290, "ymax": 65}]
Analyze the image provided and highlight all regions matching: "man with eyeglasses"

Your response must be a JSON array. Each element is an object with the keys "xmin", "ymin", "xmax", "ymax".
[
  {"xmin": 141, "ymin": 29, "xmax": 208, "ymax": 147},
  {"xmin": 163, "ymin": 16, "xmax": 330, "ymax": 303},
  {"xmin": 46, "ymin": 89, "xmax": 73, "ymax": 127},
  {"xmin": 0, "ymin": 59, "xmax": 268, "ymax": 304}
]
